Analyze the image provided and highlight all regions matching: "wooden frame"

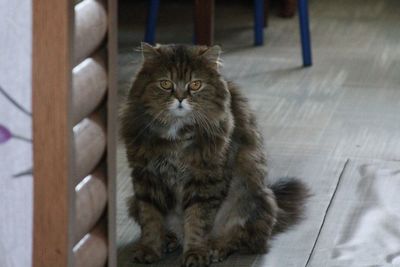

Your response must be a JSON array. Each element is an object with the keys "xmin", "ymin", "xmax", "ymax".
[
  {"xmin": 32, "ymin": 0, "xmax": 75, "ymax": 266},
  {"xmin": 33, "ymin": 0, "xmax": 117, "ymax": 266}
]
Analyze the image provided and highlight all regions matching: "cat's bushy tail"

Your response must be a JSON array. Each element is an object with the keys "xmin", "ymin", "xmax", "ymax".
[{"xmin": 270, "ymin": 177, "xmax": 311, "ymax": 235}]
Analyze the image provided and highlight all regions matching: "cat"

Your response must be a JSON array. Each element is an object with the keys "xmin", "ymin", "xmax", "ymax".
[{"xmin": 120, "ymin": 43, "xmax": 309, "ymax": 267}]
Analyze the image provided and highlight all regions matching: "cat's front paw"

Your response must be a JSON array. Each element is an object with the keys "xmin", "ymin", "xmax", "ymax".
[
  {"xmin": 182, "ymin": 248, "xmax": 210, "ymax": 267},
  {"xmin": 210, "ymin": 247, "xmax": 229, "ymax": 263},
  {"xmin": 165, "ymin": 232, "xmax": 180, "ymax": 253},
  {"xmin": 131, "ymin": 243, "xmax": 162, "ymax": 263},
  {"xmin": 209, "ymin": 238, "xmax": 234, "ymax": 263}
]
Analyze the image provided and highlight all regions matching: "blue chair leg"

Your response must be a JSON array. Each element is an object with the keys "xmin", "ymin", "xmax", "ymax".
[
  {"xmin": 254, "ymin": 0, "xmax": 264, "ymax": 46},
  {"xmin": 298, "ymin": 0, "xmax": 312, "ymax": 66},
  {"xmin": 144, "ymin": 0, "xmax": 160, "ymax": 44}
]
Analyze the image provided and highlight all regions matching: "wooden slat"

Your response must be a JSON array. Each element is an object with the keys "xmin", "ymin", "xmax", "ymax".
[
  {"xmin": 107, "ymin": 0, "xmax": 118, "ymax": 266},
  {"xmin": 72, "ymin": 53, "xmax": 107, "ymax": 125},
  {"xmin": 73, "ymin": 224, "xmax": 107, "ymax": 267},
  {"xmin": 74, "ymin": 0, "xmax": 107, "ymax": 65},
  {"xmin": 32, "ymin": 0, "xmax": 75, "ymax": 266},
  {"xmin": 74, "ymin": 165, "xmax": 107, "ymax": 244},
  {"xmin": 73, "ymin": 113, "xmax": 106, "ymax": 184}
]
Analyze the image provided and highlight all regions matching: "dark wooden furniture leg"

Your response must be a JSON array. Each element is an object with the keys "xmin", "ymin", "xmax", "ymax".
[
  {"xmin": 281, "ymin": 0, "xmax": 297, "ymax": 18},
  {"xmin": 264, "ymin": 0, "xmax": 270, "ymax": 27},
  {"xmin": 194, "ymin": 0, "xmax": 214, "ymax": 46}
]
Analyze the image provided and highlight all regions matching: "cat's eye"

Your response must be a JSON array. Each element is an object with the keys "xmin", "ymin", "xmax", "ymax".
[
  {"xmin": 189, "ymin": 80, "xmax": 202, "ymax": 91},
  {"xmin": 160, "ymin": 80, "xmax": 173, "ymax": 90}
]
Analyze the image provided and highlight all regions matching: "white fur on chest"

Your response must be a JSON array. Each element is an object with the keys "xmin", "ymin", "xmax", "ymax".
[{"xmin": 164, "ymin": 120, "xmax": 185, "ymax": 140}]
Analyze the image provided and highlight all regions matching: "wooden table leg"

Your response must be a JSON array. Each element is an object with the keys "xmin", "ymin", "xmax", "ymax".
[
  {"xmin": 264, "ymin": 0, "xmax": 270, "ymax": 27},
  {"xmin": 194, "ymin": 0, "xmax": 214, "ymax": 46}
]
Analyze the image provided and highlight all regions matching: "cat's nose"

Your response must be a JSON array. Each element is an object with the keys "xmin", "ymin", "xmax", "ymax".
[{"xmin": 177, "ymin": 99, "xmax": 183, "ymax": 108}]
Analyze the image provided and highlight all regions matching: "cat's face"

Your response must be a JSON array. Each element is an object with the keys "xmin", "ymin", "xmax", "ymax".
[{"xmin": 132, "ymin": 43, "xmax": 230, "ymax": 126}]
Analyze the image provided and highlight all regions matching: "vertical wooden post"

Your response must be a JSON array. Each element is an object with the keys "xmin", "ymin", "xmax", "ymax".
[
  {"xmin": 194, "ymin": 0, "xmax": 214, "ymax": 46},
  {"xmin": 32, "ymin": 0, "xmax": 75, "ymax": 266},
  {"xmin": 107, "ymin": 0, "xmax": 118, "ymax": 266},
  {"xmin": 264, "ymin": 0, "xmax": 270, "ymax": 27}
]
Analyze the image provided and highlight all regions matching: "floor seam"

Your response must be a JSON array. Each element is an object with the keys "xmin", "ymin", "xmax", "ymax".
[{"xmin": 304, "ymin": 158, "xmax": 350, "ymax": 267}]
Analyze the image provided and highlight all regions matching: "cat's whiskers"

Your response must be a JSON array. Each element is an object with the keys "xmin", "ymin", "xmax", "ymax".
[
  {"xmin": 193, "ymin": 110, "xmax": 219, "ymax": 135},
  {"xmin": 192, "ymin": 110, "xmax": 219, "ymax": 152},
  {"xmin": 193, "ymin": 104, "xmax": 224, "ymax": 135},
  {"xmin": 129, "ymin": 110, "xmax": 164, "ymax": 143}
]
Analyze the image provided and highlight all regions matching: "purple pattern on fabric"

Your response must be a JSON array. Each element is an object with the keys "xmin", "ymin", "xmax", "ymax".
[{"xmin": 0, "ymin": 124, "xmax": 12, "ymax": 144}]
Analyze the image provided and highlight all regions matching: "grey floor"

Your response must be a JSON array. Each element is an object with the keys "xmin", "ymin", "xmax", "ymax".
[{"xmin": 116, "ymin": 0, "xmax": 400, "ymax": 266}]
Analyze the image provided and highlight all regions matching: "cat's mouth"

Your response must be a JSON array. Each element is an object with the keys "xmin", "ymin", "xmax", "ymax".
[{"xmin": 172, "ymin": 109, "xmax": 188, "ymax": 117}]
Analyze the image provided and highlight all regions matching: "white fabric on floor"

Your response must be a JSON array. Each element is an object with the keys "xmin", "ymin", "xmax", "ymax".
[{"xmin": 308, "ymin": 160, "xmax": 400, "ymax": 266}]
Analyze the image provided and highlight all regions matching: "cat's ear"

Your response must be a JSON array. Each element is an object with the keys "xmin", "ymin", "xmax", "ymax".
[
  {"xmin": 140, "ymin": 42, "xmax": 160, "ymax": 61},
  {"xmin": 200, "ymin": 45, "xmax": 222, "ymax": 70}
]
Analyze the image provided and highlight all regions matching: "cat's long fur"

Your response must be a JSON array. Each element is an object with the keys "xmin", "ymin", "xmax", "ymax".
[{"xmin": 120, "ymin": 43, "xmax": 309, "ymax": 267}]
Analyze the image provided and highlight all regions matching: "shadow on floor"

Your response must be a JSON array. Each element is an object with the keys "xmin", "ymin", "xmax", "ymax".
[
  {"xmin": 118, "ymin": 241, "xmax": 182, "ymax": 267},
  {"xmin": 118, "ymin": 241, "xmax": 259, "ymax": 267}
]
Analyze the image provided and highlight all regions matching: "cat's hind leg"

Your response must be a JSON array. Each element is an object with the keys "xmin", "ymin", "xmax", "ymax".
[
  {"xmin": 240, "ymin": 188, "xmax": 278, "ymax": 254},
  {"xmin": 210, "ymin": 187, "xmax": 278, "ymax": 262}
]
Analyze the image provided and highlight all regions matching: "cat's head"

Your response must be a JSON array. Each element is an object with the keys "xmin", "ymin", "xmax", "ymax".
[{"xmin": 130, "ymin": 43, "xmax": 230, "ymax": 126}]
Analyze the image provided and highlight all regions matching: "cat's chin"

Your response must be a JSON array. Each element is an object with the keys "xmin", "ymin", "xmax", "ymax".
[{"xmin": 170, "ymin": 108, "xmax": 190, "ymax": 118}]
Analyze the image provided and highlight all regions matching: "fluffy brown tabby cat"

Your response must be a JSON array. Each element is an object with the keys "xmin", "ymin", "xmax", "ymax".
[{"xmin": 120, "ymin": 43, "xmax": 309, "ymax": 267}]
